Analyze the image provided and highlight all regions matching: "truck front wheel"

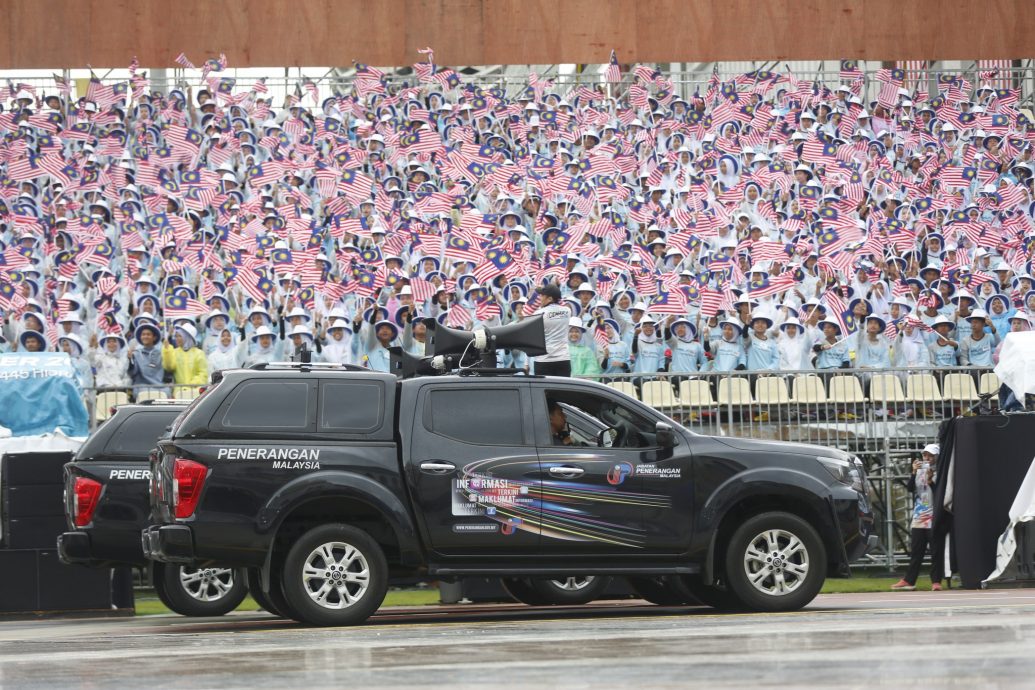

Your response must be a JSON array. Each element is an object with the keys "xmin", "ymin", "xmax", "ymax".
[
  {"xmin": 280, "ymin": 524, "xmax": 388, "ymax": 626},
  {"xmin": 723, "ymin": 511, "xmax": 826, "ymax": 612}
]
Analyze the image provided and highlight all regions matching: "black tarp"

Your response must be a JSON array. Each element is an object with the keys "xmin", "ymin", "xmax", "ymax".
[{"xmin": 936, "ymin": 413, "xmax": 1035, "ymax": 588}]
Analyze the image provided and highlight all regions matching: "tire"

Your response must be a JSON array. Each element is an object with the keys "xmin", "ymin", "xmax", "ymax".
[
  {"xmin": 723, "ymin": 511, "xmax": 826, "ymax": 612},
  {"xmin": 628, "ymin": 576, "xmax": 696, "ymax": 606},
  {"xmin": 246, "ymin": 568, "xmax": 283, "ymax": 617},
  {"xmin": 280, "ymin": 524, "xmax": 388, "ymax": 626},
  {"xmin": 157, "ymin": 564, "xmax": 249, "ymax": 617},
  {"xmin": 501, "ymin": 577, "xmax": 549, "ymax": 605},
  {"xmin": 266, "ymin": 560, "xmax": 299, "ymax": 621},
  {"xmin": 151, "ymin": 563, "xmax": 176, "ymax": 610},
  {"xmin": 676, "ymin": 575, "xmax": 743, "ymax": 611},
  {"xmin": 502, "ymin": 576, "xmax": 610, "ymax": 606}
]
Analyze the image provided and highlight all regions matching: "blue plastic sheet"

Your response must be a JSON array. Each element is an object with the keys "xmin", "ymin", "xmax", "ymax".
[{"xmin": 0, "ymin": 353, "xmax": 89, "ymax": 437}]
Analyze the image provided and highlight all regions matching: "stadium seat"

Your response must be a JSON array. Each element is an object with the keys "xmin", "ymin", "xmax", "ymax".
[
  {"xmin": 717, "ymin": 377, "xmax": 754, "ymax": 405},
  {"xmin": 173, "ymin": 386, "xmax": 200, "ymax": 401},
  {"xmin": 678, "ymin": 380, "xmax": 716, "ymax": 408},
  {"xmin": 791, "ymin": 375, "xmax": 827, "ymax": 404},
  {"xmin": 95, "ymin": 390, "xmax": 130, "ymax": 422},
  {"xmin": 640, "ymin": 380, "xmax": 679, "ymax": 410},
  {"xmin": 905, "ymin": 374, "xmax": 941, "ymax": 403},
  {"xmin": 606, "ymin": 381, "xmax": 639, "ymax": 399},
  {"xmin": 828, "ymin": 375, "xmax": 867, "ymax": 403},
  {"xmin": 941, "ymin": 373, "xmax": 979, "ymax": 403},
  {"xmin": 978, "ymin": 372, "xmax": 1001, "ymax": 397},
  {"xmin": 134, "ymin": 389, "xmax": 166, "ymax": 403},
  {"xmin": 869, "ymin": 374, "xmax": 907, "ymax": 403},
  {"xmin": 754, "ymin": 377, "xmax": 791, "ymax": 405}
]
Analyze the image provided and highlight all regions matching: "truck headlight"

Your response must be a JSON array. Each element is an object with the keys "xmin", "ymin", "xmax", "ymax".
[{"xmin": 817, "ymin": 455, "xmax": 866, "ymax": 494}]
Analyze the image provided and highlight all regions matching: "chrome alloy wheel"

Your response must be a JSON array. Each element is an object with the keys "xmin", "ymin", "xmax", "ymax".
[
  {"xmin": 742, "ymin": 529, "xmax": 810, "ymax": 596},
  {"xmin": 179, "ymin": 567, "xmax": 236, "ymax": 602},
  {"xmin": 549, "ymin": 576, "xmax": 596, "ymax": 591},
  {"xmin": 301, "ymin": 541, "xmax": 371, "ymax": 610}
]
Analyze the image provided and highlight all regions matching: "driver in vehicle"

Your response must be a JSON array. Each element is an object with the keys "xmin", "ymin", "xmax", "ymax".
[{"xmin": 548, "ymin": 400, "xmax": 577, "ymax": 445}]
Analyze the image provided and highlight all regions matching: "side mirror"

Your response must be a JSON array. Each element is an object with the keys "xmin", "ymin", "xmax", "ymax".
[
  {"xmin": 656, "ymin": 421, "xmax": 676, "ymax": 448},
  {"xmin": 596, "ymin": 427, "xmax": 616, "ymax": 448}
]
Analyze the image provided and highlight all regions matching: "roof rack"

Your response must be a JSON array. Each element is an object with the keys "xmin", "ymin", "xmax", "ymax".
[
  {"xmin": 138, "ymin": 399, "xmax": 188, "ymax": 405},
  {"xmin": 250, "ymin": 361, "xmax": 369, "ymax": 372}
]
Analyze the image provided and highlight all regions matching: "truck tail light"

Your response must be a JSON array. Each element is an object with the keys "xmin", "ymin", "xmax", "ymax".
[
  {"xmin": 173, "ymin": 458, "xmax": 208, "ymax": 519},
  {"xmin": 73, "ymin": 477, "xmax": 103, "ymax": 527}
]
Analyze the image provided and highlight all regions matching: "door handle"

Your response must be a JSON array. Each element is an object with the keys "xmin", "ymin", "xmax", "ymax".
[
  {"xmin": 420, "ymin": 461, "xmax": 456, "ymax": 474},
  {"xmin": 548, "ymin": 465, "xmax": 585, "ymax": 479}
]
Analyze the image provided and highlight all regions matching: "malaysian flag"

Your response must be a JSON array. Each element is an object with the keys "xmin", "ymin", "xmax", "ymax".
[
  {"xmin": 175, "ymin": 52, "xmax": 196, "ymax": 69},
  {"xmin": 447, "ymin": 303, "xmax": 471, "ymax": 328},
  {"xmin": 604, "ymin": 50, "xmax": 621, "ymax": 83}
]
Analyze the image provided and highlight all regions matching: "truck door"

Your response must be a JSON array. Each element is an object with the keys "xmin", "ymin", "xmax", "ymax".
[
  {"xmin": 406, "ymin": 381, "xmax": 540, "ymax": 557},
  {"xmin": 532, "ymin": 384, "xmax": 694, "ymax": 555}
]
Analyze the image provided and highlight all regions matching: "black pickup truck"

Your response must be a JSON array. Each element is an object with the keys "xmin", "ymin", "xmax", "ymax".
[
  {"xmin": 143, "ymin": 363, "xmax": 876, "ymax": 626},
  {"xmin": 57, "ymin": 401, "xmax": 249, "ymax": 616}
]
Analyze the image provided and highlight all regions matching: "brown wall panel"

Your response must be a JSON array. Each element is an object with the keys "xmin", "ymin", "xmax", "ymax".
[{"xmin": 1, "ymin": 0, "xmax": 1032, "ymax": 68}]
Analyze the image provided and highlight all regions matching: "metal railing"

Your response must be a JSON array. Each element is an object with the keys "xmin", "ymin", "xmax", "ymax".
[{"xmin": 7, "ymin": 60, "xmax": 1035, "ymax": 107}]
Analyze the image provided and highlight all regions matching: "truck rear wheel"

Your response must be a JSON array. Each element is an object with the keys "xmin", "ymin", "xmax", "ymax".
[
  {"xmin": 246, "ymin": 568, "xmax": 283, "ymax": 617},
  {"xmin": 155, "ymin": 563, "xmax": 249, "ymax": 617},
  {"xmin": 502, "ymin": 576, "xmax": 609, "ymax": 606},
  {"xmin": 723, "ymin": 511, "xmax": 826, "ymax": 612},
  {"xmin": 280, "ymin": 524, "xmax": 388, "ymax": 626}
]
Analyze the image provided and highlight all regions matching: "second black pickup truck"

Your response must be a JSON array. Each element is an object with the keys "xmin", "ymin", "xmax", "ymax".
[
  {"xmin": 144, "ymin": 363, "xmax": 876, "ymax": 626},
  {"xmin": 58, "ymin": 400, "xmax": 249, "ymax": 616}
]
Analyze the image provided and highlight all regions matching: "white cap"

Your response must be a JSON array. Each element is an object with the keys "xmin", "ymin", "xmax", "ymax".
[
  {"xmin": 568, "ymin": 317, "xmax": 586, "ymax": 329},
  {"xmin": 923, "ymin": 444, "xmax": 940, "ymax": 457}
]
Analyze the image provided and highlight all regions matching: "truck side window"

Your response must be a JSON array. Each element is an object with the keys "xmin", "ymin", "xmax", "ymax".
[
  {"xmin": 319, "ymin": 382, "xmax": 383, "ymax": 432},
  {"xmin": 221, "ymin": 381, "xmax": 311, "ymax": 429},
  {"xmin": 427, "ymin": 388, "xmax": 523, "ymax": 445},
  {"xmin": 543, "ymin": 390, "xmax": 658, "ymax": 449}
]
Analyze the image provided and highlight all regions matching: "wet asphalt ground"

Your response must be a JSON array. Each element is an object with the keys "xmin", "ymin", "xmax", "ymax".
[{"xmin": 2, "ymin": 589, "xmax": 1035, "ymax": 689}]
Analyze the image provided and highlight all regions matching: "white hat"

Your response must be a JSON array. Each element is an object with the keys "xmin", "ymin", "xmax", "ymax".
[
  {"xmin": 251, "ymin": 325, "xmax": 276, "ymax": 342},
  {"xmin": 568, "ymin": 317, "xmax": 586, "ymax": 330},
  {"xmin": 176, "ymin": 323, "xmax": 198, "ymax": 344},
  {"xmin": 922, "ymin": 444, "xmax": 940, "ymax": 456},
  {"xmin": 288, "ymin": 325, "xmax": 313, "ymax": 341}
]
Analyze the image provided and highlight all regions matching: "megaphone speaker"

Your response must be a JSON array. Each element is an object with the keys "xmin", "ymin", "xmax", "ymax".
[
  {"xmin": 423, "ymin": 318, "xmax": 475, "ymax": 357},
  {"xmin": 483, "ymin": 314, "xmax": 547, "ymax": 357}
]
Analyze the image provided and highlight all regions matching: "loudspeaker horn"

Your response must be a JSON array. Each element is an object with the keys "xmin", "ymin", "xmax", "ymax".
[
  {"xmin": 423, "ymin": 318, "xmax": 476, "ymax": 357},
  {"xmin": 482, "ymin": 315, "xmax": 547, "ymax": 357}
]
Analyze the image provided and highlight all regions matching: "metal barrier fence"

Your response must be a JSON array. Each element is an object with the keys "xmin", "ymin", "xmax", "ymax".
[
  {"xmin": 575, "ymin": 365, "xmax": 1002, "ymax": 567},
  {"xmin": 83, "ymin": 364, "xmax": 1002, "ymax": 567},
  {"xmin": 7, "ymin": 61, "xmax": 1035, "ymax": 107},
  {"xmin": 88, "ymin": 384, "xmax": 206, "ymax": 430}
]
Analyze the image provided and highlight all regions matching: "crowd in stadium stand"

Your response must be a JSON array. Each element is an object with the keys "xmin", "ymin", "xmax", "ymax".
[{"xmin": 0, "ymin": 54, "xmax": 1033, "ymax": 408}]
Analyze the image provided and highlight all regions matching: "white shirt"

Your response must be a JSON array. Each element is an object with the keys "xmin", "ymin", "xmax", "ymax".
[{"xmin": 534, "ymin": 303, "xmax": 572, "ymax": 362}]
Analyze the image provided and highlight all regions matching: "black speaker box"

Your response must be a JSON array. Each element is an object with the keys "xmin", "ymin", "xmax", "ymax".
[
  {"xmin": 4, "ymin": 516, "xmax": 68, "ymax": 549},
  {"xmin": 1, "ymin": 452, "xmax": 73, "ymax": 486},
  {"xmin": 0, "ymin": 550, "xmax": 38, "ymax": 611},
  {"xmin": 37, "ymin": 550, "xmax": 112, "ymax": 610},
  {"xmin": 3, "ymin": 484, "xmax": 66, "ymax": 519},
  {"xmin": 0, "ymin": 549, "xmax": 112, "ymax": 613}
]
